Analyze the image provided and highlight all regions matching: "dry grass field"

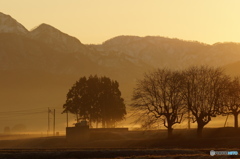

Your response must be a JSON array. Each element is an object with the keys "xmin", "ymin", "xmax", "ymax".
[{"xmin": 0, "ymin": 127, "xmax": 240, "ymax": 158}]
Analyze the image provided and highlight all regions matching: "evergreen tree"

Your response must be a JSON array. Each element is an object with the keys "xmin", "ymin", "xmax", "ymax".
[{"xmin": 63, "ymin": 75, "xmax": 126, "ymax": 128}]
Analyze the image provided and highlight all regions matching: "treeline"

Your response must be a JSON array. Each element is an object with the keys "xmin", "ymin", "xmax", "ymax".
[
  {"xmin": 62, "ymin": 75, "xmax": 126, "ymax": 128},
  {"xmin": 131, "ymin": 66, "xmax": 240, "ymax": 138},
  {"xmin": 62, "ymin": 66, "xmax": 240, "ymax": 138}
]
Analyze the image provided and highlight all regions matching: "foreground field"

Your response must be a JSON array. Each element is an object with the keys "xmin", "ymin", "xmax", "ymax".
[
  {"xmin": 1, "ymin": 127, "xmax": 240, "ymax": 158},
  {"xmin": 0, "ymin": 148, "xmax": 221, "ymax": 159}
]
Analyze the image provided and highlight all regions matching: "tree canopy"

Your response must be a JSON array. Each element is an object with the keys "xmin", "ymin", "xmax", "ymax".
[{"xmin": 63, "ymin": 75, "xmax": 126, "ymax": 128}]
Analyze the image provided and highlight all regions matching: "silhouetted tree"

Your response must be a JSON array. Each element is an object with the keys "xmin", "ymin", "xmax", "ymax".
[
  {"xmin": 63, "ymin": 75, "xmax": 126, "ymax": 128},
  {"xmin": 98, "ymin": 76, "xmax": 126, "ymax": 128},
  {"xmin": 182, "ymin": 66, "xmax": 228, "ymax": 137},
  {"xmin": 63, "ymin": 76, "xmax": 88, "ymax": 122},
  {"xmin": 131, "ymin": 69, "xmax": 186, "ymax": 138},
  {"xmin": 86, "ymin": 75, "xmax": 101, "ymax": 127},
  {"xmin": 220, "ymin": 77, "xmax": 240, "ymax": 128}
]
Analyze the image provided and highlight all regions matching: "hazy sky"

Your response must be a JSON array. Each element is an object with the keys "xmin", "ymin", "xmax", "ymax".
[{"xmin": 1, "ymin": 0, "xmax": 240, "ymax": 44}]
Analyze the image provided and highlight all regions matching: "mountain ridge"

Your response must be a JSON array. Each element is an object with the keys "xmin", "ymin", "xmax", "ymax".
[
  {"xmin": 2, "ymin": 11, "xmax": 240, "ymax": 80},
  {"xmin": 29, "ymin": 23, "xmax": 87, "ymax": 53},
  {"xmin": 92, "ymin": 35, "xmax": 240, "ymax": 69},
  {"xmin": 0, "ymin": 12, "xmax": 28, "ymax": 35}
]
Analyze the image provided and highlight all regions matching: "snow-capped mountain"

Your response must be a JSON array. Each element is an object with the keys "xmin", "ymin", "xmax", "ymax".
[
  {"xmin": 0, "ymin": 13, "xmax": 151, "ymax": 81},
  {"xmin": 1, "ymin": 11, "xmax": 240, "ymax": 80},
  {"xmin": 0, "ymin": 12, "xmax": 28, "ymax": 35},
  {"xmin": 93, "ymin": 35, "xmax": 240, "ymax": 69},
  {"xmin": 29, "ymin": 23, "xmax": 86, "ymax": 53}
]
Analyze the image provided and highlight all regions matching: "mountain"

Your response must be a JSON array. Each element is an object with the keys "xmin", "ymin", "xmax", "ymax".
[
  {"xmin": 28, "ymin": 23, "xmax": 151, "ymax": 75},
  {"xmin": 0, "ymin": 13, "xmax": 151, "ymax": 111},
  {"xmin": 0, "ymin": 12, "xmax": 28, "ymax": 35},
  {"xmin": 30, "ymin": 23, "xmax": 87, "ymax": 53},
  {"xmin": 0, "ymin": 31, "xmax": 100, "ymax": 73},
  {"xmin": 91, "ymin": 36, "xmax": 240, "ymax": 69}
]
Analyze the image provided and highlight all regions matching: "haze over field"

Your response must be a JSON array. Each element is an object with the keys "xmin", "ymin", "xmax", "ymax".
[{"xmin": 1, "ymin": 1, "xmax": 240, "ymax": 134}]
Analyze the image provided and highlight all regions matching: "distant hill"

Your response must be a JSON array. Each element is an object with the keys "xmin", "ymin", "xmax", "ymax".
[{"xmin": 90, "ymin": 36, "xmax": 240, "ymax": 69}]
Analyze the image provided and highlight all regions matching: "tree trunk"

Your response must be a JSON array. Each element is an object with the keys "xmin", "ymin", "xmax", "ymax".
[
  {"xmin": 76, "ymin": 114, "xmax": 79, "ymax": 122},
  {"xmin": 106, "ymin": 120, "xmax": 110, "ymax": 128},
  {"xmin": 89, "ymin": 118, "xmax": 92, "ymax": 128},
  {"xmin": 167, "ymin": 127, "xmax": 173, "ymax": 139},
  {"xmin": 96, "ymin": 121, "xmax": 98, "ymax": 128},
  {"xmin": 197, "ymin": 124, "xmax": 204, "ymax": 138},
  {"xmin": 113, "ymin": 121, "xmax": 116, "ymax": 128},
  {"xmin": 102, "ymin": 120, "xmax": 105, "ymax": 128},
  {"xmin": 234, "ymin": 113, "xmax": 238, "ymax": 128}
]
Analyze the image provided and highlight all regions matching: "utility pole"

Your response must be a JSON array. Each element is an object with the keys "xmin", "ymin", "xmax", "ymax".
[
  {"xmin": 48, "ymin": 107, "xmax": 50, "ymax": 136},
  {"xmin": 224, "ymin": 113, "xmax": 229, "ymax": 127},
  {"xmin": 67, "ymin": 110, "xmax": 69, "ymax": 127},
  {"xmin": 53, "ymin": 109, "xmax": 55, "ymax": 136}
]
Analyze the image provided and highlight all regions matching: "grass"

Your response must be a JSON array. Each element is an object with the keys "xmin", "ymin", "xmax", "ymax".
[{"xmin": 0, "ymin": 127, "xmax": 240, "ymax": 158}]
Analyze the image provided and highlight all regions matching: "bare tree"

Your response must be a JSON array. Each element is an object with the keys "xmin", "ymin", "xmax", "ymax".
[
  {"xmin": 131, "ymin": 69, "xmax": 186, "ymax": 138},
  {"xmin": 220, "ymin": 77, "xmax": 240, "ymax": 128},
  {"xmin": 182, "ymin": 66, "xmax": 228, "ymax": 137}
]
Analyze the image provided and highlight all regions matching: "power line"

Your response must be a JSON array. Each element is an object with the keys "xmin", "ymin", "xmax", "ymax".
[
  {"xmin": 0, "ymin": 107, "xmax": 46, "ymax": 114},
  {"xmin": 0, "ymin": 111, "xmax": 46, "ymax": 118}
]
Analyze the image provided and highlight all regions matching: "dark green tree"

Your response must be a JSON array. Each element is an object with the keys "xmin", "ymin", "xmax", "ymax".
[
  {"xmin": 63, "ymin": 75, "xmax": 126, "ymax": 128},
  {"xmin": 63, "ymin": 76, "xmax": 88, "ymax": 122},
  {"xmin": 83, "ymin": 75, "xmax": 102, "ymax": 127},
  {"xmin": 99, "ymin": 76, "xmax": 126, "ymax": 128}
]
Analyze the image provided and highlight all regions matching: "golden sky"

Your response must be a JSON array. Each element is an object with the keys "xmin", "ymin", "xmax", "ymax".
[{"xmin": 1, "ymin": 0, "xmax": 240, "ymax": 44}]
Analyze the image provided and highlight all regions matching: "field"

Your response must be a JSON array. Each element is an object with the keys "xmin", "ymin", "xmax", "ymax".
[{"xmin": 0, "ymin": 127, "xmax": 240, "ymax": 158}]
